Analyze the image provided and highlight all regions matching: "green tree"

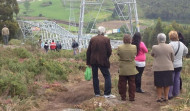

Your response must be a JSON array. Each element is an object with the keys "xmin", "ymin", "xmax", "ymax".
[
  {"xmin": 148, "ymin": 18, "xmax": 163, "ymax": 46},
  {"xmin": 0, "ymin": 0, "xmax": 20, "ymax": 41}
]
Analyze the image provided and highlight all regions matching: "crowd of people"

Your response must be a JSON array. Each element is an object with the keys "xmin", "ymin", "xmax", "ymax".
[
  {"xmin": 86, "ymin": 26, "xmax": 188, "ymax": 103},
  {"xmin": 39, "ymin": 39, "xmax": 62, "ymax": 53},
  {"xmin": 41, "ymin": 39, "xmax": 78, "ymax": 55},
  {"xmin": 2, "ymin": 24, "xmax": 188, "ymax": 103}
]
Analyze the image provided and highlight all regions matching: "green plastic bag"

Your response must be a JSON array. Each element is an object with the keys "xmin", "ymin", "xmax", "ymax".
[{"xmin": 84, "ymin": 67, "xmax": 92, "ymax": 81}]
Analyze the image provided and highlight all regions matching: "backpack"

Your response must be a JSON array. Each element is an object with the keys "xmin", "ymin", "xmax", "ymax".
[{"xmin": 72, "ymin": 42, "xmax": 78, "ymax": 48}]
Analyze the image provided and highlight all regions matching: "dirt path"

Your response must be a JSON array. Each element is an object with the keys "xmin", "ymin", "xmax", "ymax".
[{"xmin": 37, "ymin": 62, "xmax": 170, "ymax": 111}]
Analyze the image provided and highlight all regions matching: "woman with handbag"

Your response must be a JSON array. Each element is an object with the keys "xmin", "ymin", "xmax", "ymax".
[{"xmin": 168, "ymin": 31, "xmax": 188, "ymax": 99}]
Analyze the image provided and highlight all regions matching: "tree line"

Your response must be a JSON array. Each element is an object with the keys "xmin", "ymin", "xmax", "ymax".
[
  {"xmin": 143, "ymin": 18, "xmax": 190, "ymax": 55},
  {"xmin": 138, "ymin": 0, "xmax": 190, "ymax": 23}
]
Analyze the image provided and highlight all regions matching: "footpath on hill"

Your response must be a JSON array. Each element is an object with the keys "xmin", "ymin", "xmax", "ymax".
[{"xmin": 37, "ymin": 61, "xmax": 172, "ymax": 111}]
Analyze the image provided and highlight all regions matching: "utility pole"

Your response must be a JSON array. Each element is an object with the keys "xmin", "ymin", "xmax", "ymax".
[
  {"xmin": 134, "ymin": 0, "xmax": 140, "ymax": 32},
  {"xmin": 78, "ymin": 0, "xmax": 85, "ymax": 44}
]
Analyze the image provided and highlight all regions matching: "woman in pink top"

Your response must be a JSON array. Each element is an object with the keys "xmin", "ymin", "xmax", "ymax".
[{"xmin": 132, "ymin": 32, "xmax": 148, "ymax": 93}]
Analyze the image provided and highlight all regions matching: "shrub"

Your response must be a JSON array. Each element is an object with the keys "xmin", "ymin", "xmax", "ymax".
[
  {"xmin": 39, "ymin": 14, "xmax": 43, "ymax": 17},
  {"xmin": 74, "ymin": 50, "xmax": 86, "ymax": 61},
  {"xmin": 13, "ymin": 48, "xmax": 31, "ymax": 59},
  {"xmin": 43, "ymin": 60, "xmax": 68, "ymax": 81},
  {"xmin": 0, "ymin": 71, "xmax": 28, "ymax": 98},
  {"xmin": 9, "ymin": 39, "xmax": 22, "ymax": 45}
]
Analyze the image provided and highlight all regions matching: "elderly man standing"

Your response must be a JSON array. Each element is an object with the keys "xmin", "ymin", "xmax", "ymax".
[
  {"xmin": 86, "ymin": 26, "xmax": 115, "ymax": 98},
  {"xmin": 1, "ymin": 25, "xmax": 10, "ymax": 45}
]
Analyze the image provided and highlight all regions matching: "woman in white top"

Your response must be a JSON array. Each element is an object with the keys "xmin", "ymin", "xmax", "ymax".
[{"xmin": 168, "ymin": 31, "xmax": 188, "ymax": 99}]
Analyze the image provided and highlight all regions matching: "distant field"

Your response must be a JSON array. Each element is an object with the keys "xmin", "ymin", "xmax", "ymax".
[{"xmin": 18, "ymin": 0, "xmax": 112, "ymax": 22}]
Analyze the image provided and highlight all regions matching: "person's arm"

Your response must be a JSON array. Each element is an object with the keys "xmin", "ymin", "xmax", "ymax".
[
  {"xmin": 86, "ymin": 40, "xmax": 92, "ymax": 66},
  {"xmin": 107, "ymin": 38, "xmax": 112, "ymax": 58},
  {"xmin": 117, "ymin": 47, "xmax": 120, "ymax": 56},
  {"xmin": 183, "ymin": 44, "xmax": 188, "ymax": 56},
  {"xmin": 7, "ymin": 28, "xmax": 9, "ymax": 35},
  {"xmin": 151, "ymin": 46, "xmax": 155, "ymax": 57},
  {"xmin": 171, "ymin": 47, "xmax": 174, "ymax": 62},
  {"xmin": 141, "ymin": 42, "xmax": 148, "ymax": 53}
]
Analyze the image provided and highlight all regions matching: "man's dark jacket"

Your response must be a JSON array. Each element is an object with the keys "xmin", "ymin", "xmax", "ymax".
[{"xmin": 86, "ymin": 34, "xmax": 112, "ymax": 68}]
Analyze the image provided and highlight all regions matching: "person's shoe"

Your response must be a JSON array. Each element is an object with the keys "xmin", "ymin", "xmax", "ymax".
[
  {"xmin": 121, "ymin": 98, "xmax": 126, "ymax": 101},
  {"xmin": 129, "ymin": 98, "xmax": 135, "ymax": 101},
  {"xmin": 95, "ymin": 94, "xmax": 100, "ymax": 97},
  {"xmin": 156, "ymin": 99, "xmax": 162, "ymax": 103},
  {"xmin": 136, "ymin": 88, "xmax": 145, "ymax": 93},
  {"xmin": 104, "ymin": 94, "xmax": 116, "ymax": 99},
  {"xmin": 168, "ymin": 96, "xmax": 173, "ymax": 100}
]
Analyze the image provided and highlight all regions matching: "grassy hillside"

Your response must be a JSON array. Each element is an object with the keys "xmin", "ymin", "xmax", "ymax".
[{"xmin": 18, "ymin": 0, "xmax": 112, "ymax": 22}]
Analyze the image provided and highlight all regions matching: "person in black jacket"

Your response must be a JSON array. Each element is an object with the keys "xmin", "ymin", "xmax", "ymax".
[
  {"xmin": 44, "ymin": 41, "xmax": 49, "ymax": 53},
  {"xmin": 56, "ymin": 41, "xmax": 62, "ymax": 52},
  {"xmin": 72, "ymin": 39, "xmax": 79, "ymax": 55}
]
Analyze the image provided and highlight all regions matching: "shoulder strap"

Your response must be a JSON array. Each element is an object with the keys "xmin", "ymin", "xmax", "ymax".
[{"xmin": 175, "ymin": 41, "xmax": 180, "ymax": 56}]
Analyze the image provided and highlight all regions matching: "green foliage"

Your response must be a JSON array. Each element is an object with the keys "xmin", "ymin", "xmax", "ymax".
[
  {"xmin": 9, "ymin": 39, "xmax": 22, "ymax": 45},
  {"xmin": 108, "ymin": 33, "xmax": 124, "ymax": 40},
  {"xmin": 0, "ymin": 0, "xmax": 20, "ymax": 41},
  {"xmin": 0, "ymin": 20, "xmax": 20, "ymax": 41},
  {"xmin": 95, "ymin": 107, "xmax": 103, "ymax": 111},
  {"xmin": 13, "ymin": 48, "xmax": 31, "ymax": 59},
  {"xmin": 143, "ymin": 18, "xmax": 190, "ymax": 53},
  {"xmin": 24, "ymin": 0, "xmax": 30, "ymax": 13},
  {"xmin": 43, "ymin": 60, "xmax": 67, "ymax": 81},
  {"xmin": 0, "ymin": 71, "xmax": 28, "ymax": 98},
  {"xmin": 0, "ymin": 0, "xmax": 19, "ymax": 20},
  {"xmin": 0, "ymin": 45, "xmax": 89, "ymax": 101},
  {"xmin": 74, "ymin": 50, "xmax": 86, "ymax": 61},
  {"xmin": 138, "ymin": 0, "xmax": 190, "ymax": 23}
]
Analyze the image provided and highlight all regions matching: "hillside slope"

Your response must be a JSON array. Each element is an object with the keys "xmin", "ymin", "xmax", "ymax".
[{"xmin": 138, "ymin": 0, "xmax": 190, "ymax": 22}]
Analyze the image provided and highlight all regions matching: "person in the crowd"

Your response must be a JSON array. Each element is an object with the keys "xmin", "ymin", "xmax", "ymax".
[
  {"xmin": 1, "ymin": 25, "xmax": 9, "ymax": 45},
  {"xmin": 56, "ymin": 41, "xmax": 62, "ymax": 52},
  {"xmin": 117, "ymin": 34, "xmax": 137, "ymax": 101},
  {"xmin": 132, "ymin": 32, "xmax": 148, "ymax": 93},
  {"xmin": 44, "ymin": 41, "xmax": 49, "ymax": 53},
  {"xmin": 178, "ymin": 32, "xmax": 185, "ymax": 45},
  {"xmin": 168, "ymin": 31, "xmax": 188, "ymax": 99},
  {"xmin": 50, "ymin": 40, "xmax": 56, "ymax": 51},
  {"xmin": 72, "ymin": 39, "xmax": 79, "ymax": 55},
  {"xmin": 151, "ymin": 33, "xmax": 174, "ymax": 102},
  {"xmin": 38, "ymin": 39, "xmax": 42, "ymax": 48},
  {"xmin": 178, "ymin": 32, "xmax": 186, "ymax": 90},
  {"xmin": 86, "ymin": 26, "xmax": 115, "ymax": 98}
]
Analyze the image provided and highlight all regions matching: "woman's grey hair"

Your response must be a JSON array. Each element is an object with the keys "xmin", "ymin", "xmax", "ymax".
[
  {"xmin": 157, "ymin": 33, "xmax": 166, "ymax": 43},
  {"xmin": 98, "ymin": 26, "xmax": 106, "ymax": 35}
]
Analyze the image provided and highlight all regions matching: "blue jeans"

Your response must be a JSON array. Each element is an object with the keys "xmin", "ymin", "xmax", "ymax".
[
  {"xmin": 3, "ymin": 35, "xmax": 9, "ymax": 45},
  {"xmin": 92, "ymin": 65, "xmax": 111, "ymax": 95},
  {"xmin": 169, "ymin": 67, "xmax": 182, "ymax": 97}
]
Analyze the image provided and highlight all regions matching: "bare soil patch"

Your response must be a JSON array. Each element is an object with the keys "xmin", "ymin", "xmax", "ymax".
[{"xmin": 35, "ymin": 61, "xmax": 173, "ymax": 111}]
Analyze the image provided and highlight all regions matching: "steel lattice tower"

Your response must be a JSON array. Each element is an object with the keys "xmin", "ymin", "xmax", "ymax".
[{"xmin": 78, "ymin": 0, "xmax": 140, "ymax": 42}]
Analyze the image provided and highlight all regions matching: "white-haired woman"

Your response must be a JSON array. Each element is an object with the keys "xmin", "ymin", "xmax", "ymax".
[{"xmin": 151, "ymin": 33, "xmax": 174, "ymax": 102}]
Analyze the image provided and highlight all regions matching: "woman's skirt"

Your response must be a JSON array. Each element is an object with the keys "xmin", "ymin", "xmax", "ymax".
[{"xmin": 154, "ymin": 71, "xmax": 173, "ymax": 87}]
